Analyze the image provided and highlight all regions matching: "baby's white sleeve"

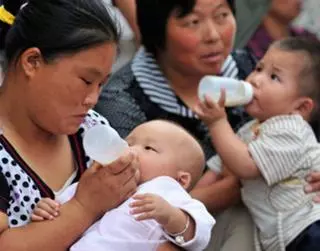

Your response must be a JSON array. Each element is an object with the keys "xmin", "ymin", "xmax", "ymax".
[
  {"xmin": 155, "ymin": 177, "xmax": 215, "ymax": 251},
  {"xmin": 70, "ymin": 210, "xmax": 165, "ymax": 251}
]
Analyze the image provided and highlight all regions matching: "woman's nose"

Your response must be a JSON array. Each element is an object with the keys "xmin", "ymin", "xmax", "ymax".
[
  {"xmin": 83, "ymin": 87, "xmax": 100, "ymax": 109},
  {"xmin": 203, "ymin": 20, "xmax": 220, "ymax": 44}
]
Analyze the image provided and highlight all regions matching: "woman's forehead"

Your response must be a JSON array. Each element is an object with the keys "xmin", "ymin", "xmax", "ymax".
[{"xmin": 193, "ymin": 0, "xmax": 232, "ymax": 13}]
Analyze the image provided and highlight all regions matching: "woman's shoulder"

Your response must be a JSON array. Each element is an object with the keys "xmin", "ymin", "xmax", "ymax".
[
  {"xmin": 232, "ymin": 49, "xmax": 257, "ymax": 80},
  {"xmin": 95, "ymin": 63, "xmax": 148, "ymax": 138},
  {"xmin": 0, "ymin": 139, "xmax": 43, "ymax": 227},
  {"xmin": 105, "ymin": 63, "xmax": 136, "ymax": 91}
]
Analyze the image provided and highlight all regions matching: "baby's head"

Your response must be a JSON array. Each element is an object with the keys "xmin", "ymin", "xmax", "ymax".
[
  {"xmin": 126, "ymin": 120, "xmax": 205, "ymax": 191},
  {"xmin": 245, "ymin": 37, "xmax": 320, "ymax": 124}
]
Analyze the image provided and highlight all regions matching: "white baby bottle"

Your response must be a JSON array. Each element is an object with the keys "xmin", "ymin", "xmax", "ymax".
[
  {"xmin": 198, "ymin": 76, "xmax": 253, "ymax": 107},
  {"xmin": 83, "ymin": 124, "xmax": 128, "ymax": 165}
]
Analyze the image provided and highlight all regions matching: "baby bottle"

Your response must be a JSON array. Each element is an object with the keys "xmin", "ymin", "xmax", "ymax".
[
  {"xmin": 83, "ymin": 124, "xmax": 128, "ymax": 165},
  {"xmin": 198, "ymin": 76, "xmax": 253, "ymax": 107}
]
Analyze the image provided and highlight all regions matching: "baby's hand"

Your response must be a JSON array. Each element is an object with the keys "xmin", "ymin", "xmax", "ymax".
[
  {"xmin": 31, "ymin": 198, "xmax": 60, "ymax": 222},
  {"xmin": 130, "ymin": 193, "xmax": 176, "ymax": 226},
  {"xmin": 194, "ymin": 89, "xmax": 227, "ymax": 127}
]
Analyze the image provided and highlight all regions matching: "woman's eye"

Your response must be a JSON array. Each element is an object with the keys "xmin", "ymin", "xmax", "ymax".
[
  {"xmin": 184, "ymin": 18, "xmax": 200, "ymax": 27},
  {"xmin": 215, "ymin": 12, "xmax": 229, "ymax": 21},
  {"xmin": 81, "ymin": 78, "xmax": 92, "ymax": 85},
  {"xmin": 271, "ymin": 73, "xmax": 280, "ymax": 82}
]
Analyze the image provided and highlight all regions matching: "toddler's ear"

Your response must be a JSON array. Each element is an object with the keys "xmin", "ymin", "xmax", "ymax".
[
  {"xmin": 294, "ymin": 97, "xmax": 314, "ymax": 120},
  {"xmin": 177, "ymin": 171, "xmax": 192, "ymax": 190}
]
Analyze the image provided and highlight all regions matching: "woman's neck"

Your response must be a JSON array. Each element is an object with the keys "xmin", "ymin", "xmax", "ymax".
[
  {"xmin": 263, "ymin": 15, "xmax": 291, "ymax": 40},
  {"xmin": 157, "ymin": 57, "xmax": 202, "ymax": 109}
]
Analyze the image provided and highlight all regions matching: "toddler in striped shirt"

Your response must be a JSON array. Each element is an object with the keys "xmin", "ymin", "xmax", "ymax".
[{"xmin": 195, "ymin": 37, "xmax": 320, "ymax": 251}]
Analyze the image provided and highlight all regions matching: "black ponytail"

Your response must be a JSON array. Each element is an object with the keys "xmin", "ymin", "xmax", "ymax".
[{"xmin": 0, "ymin": 0, "xmax": 119, "ymax": 69}]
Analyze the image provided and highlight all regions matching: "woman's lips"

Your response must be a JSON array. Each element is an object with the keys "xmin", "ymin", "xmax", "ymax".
[{"xmin": 200, "ymin": 52, "xmax": 223, "ymax": 64}]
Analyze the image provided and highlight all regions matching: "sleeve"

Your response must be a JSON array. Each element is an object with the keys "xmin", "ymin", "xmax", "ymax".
[
  {"xmin": 163, "ymin": 197, "xmax": 215, "ymax": 251},
  {"xmin": 248, "ymin": 128, "xmax": 304, "ymax": 186},
  {"xmin": 206, "ymin": 155, "xmax": 222, "ymax": 174},
  {"xmin": 0, "ymin": 172, "xmax": 10, "ymax": 214},
  {"xmin": 94, "ymin": 65, "xmax": 147, "ymax": 138},
  {"xmin": 150, "ymin": 177, "xmax": 215, "ymax": 251},
  {"xmin": 70, "ymin": 211, "xmax": 164, "ymax": 251}
]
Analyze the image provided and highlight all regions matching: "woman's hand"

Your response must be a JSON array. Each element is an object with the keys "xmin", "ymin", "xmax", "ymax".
[
  {"xmin": 74, "ymin": 150, "xmax": 139, "ymax": 219},
  {"xmin": 305, "ymin": 172, "xmax": 320, "ymax": 202}
]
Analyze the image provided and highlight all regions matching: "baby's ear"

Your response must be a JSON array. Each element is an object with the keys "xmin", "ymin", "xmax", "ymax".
[
  {"xmin": 177, "ymin": 171, "xmax": 192, "ymax": 190},
  {"xmin": 294, "ymin": 97, "xmax": 314, "ymax": 120}
]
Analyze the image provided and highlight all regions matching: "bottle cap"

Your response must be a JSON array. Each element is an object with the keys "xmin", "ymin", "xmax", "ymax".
[{"xmin": 83, "ymin": 124, "xmax": 128, "ymax": 165}]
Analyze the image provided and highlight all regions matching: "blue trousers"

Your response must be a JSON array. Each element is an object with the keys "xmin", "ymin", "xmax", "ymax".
[{"xmin": 286, "ymin": 220, "xmax": 320, "ymax": 251}]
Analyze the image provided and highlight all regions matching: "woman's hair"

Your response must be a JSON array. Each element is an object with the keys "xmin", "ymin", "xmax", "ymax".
[
  {"xmin": 0, "ymin": 0, "xmax": 120, "ymax": 70},
  {"xmin": 273, "ymin": 37, "xmax": 320, "ymax": 139},
  {"xmin": 136, "ymin": 0, "xmax": 235, "ymax": 57}
]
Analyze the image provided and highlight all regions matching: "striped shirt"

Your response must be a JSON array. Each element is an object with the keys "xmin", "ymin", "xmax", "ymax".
[
  {"xmin": 131, "ymin": 47, "xmax": 239, "ymax": 119},
  {"xmin": 207, "ymin": 114, "xmax": 320, "ymax": 251}
]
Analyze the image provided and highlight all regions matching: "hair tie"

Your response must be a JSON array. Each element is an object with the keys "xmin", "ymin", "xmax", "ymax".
[{"xmin": 0, "ymin": 5, "xmax": 15, "ymax": 26}]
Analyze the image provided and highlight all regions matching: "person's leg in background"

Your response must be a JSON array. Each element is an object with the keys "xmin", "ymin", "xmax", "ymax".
[
  {"xmin": 286, "ymin": 220, "xmax": 320, "ymax": 251},
  {"xmin": 205, "ymin": 203, "xmax": 255, "ymax": 251}
]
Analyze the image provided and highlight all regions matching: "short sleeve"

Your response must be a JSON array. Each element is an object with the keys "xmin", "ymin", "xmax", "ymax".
[
  {"xmin": 248, "ymin": 127, "xmax": 306, "ymax": 186},
  {"xmin": 206, "ymin": 155, "xmax": 222, "ymax": 174},
  {"xmin": 95, "ymin": 64, "xmax": 148, "ymax": 138},
  {"xmin": 0, "ymin": 172, "xmax": 10, "ymax": 213}
]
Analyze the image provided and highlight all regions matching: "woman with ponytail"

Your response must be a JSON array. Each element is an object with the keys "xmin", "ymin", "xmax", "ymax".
[{"xmin": 0, "ymin": 0, "xmax": 140, "ymax": 250}]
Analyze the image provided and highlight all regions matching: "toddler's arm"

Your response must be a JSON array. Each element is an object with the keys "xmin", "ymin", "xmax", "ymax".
[
  {"xmin": 194, "ymin": 93, "xmax": 260, "ymax": 179},
  {"xmin": 31, "ymin": 198, "xmax": 60, "ymax": 222}
]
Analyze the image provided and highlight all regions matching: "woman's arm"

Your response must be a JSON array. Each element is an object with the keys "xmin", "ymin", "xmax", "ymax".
[
  {"xmin": 194, "ymin": 170, "xmax": 220, "ymax": 188},
  {"xmin": 0, "ymin": 199, "xmax": 96, "ymax": 251},
  {"xmin": 0, "ymin": 153, "xmax": 139, "ymax": 251},
  {"xmin": 157, "ymin": 242, "xmax": 182, "ymax": 251}
]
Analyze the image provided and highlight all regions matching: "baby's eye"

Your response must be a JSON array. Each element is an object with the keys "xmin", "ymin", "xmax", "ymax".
[
  {"xmin": 145, "ymin": 146, "xmax": 156, "ymax": 152},
  {"xmin": 255, "ymin": 66, "xmax": 262, "ymax": 72},
  {"xmin": 271, "ymin": 73, "xmax": 280, "ymax": 82}
]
